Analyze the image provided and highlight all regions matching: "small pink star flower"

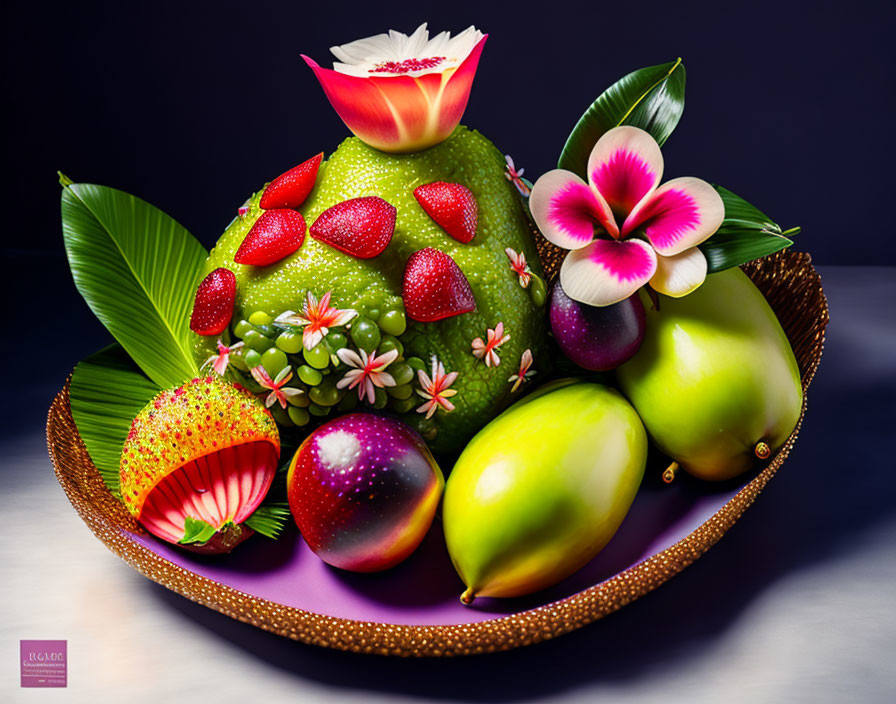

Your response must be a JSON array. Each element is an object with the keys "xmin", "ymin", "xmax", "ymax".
[
  {"xmin": 238, "ymin": 198, "xmax": 251, "ymax": 219},
  {"xmin": 471, "ymin": 322, "xmax": 510, "ymax": 368},
  {"xmin": 275, "ymin": 290, "xmax": 357, "ymax": 350},
  {"xmin": 336, "ymin": 347, "xmax": 399, "ymax": 404},
  {"xmin": 416, "ymin": 355, "xmax": 459, "ymax": 419},
  {"xmin": 250, "ymin": 365, "xmax": 303, "ymax": 409},
  {"xmin": 504, "ymin": 247, "xmax": 532, "ymax": 288},
  {"xmin": 507, "ymin": 348, "xmax": 535, "ymax": 392},
  {"xmin": 504, "ymin": 155, "xmax": 531, "ymax": 197},
  {"xmin": 203, "ymin": 339, "xmax": 245, "ymax": 376}
]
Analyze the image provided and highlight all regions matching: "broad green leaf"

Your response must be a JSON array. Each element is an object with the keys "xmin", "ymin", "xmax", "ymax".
[
  {"xmin": 180, "ymin": 517, "xmax": 221, "ymax": 544},
  {"xmin": 558, "ymin": 59, "xmax": 686, "ymax": 179},
  {"xmin": 61, "ymin": 182, "xmax": 208, "ymax": 389},
  {"xmin": 69, "ymin": 343, "xmax": 161, "ymax": 496},
  {"xmin": 700, "ymin": 186, "xmax": 799, "ymax": 273}
]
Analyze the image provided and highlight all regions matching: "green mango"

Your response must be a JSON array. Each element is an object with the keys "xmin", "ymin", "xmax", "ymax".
[
  {"xmin": 443, "ymin": 381, "xmax": 647, "ymax": 602},
  {"xmin": 617, "ymin": 267, "xmax": 802, "ymax": 481}
]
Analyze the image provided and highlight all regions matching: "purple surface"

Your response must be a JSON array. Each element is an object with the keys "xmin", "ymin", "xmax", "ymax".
[{"xmin": 127, "ymin": 474, "xmax": 745, "ymax": 626}]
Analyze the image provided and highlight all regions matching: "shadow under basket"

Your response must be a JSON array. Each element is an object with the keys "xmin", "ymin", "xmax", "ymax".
[{"xmin": 47, "ymin": 249, "xmax": 829, "ymax": 657}]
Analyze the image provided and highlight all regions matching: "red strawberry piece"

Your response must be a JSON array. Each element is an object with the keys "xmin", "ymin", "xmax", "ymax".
[
  {"xmin": 259, "ymin": 152, "xmax": 323, "ymax": 210},
  {"xmin": 234, "ymin": 209, "xmax": 306, "ymax": 266},
  {"xmin": 402, "ymin": 247, "xmax": 476, "ymax": 322},
  {"xmin": 413, "ymin": 182, "xmax": 478, "ymax": 244},
  {"xmin": 310, "ymin": 196, "xmax": 396, "ymax": 259},
  {"xmin": 190, "ymin": 268, "xmax": 236, "ymax": 336}
]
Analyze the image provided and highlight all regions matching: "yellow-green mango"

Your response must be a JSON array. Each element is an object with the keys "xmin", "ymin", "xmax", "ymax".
[
  {"xmin": 617, "ymin": 267, "xmax": 802, "ymax": 481},
  {"xmin": 443, "ymin": 381, "xmax": 647, "ymax": 602}
]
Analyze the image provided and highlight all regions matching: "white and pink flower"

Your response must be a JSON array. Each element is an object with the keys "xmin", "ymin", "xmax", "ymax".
[
  {"xmin": 336, "ymin": 347, "xmax": 399, "ymax": 404},
  {"xmin": 274, "ymin": 290, "xmax": 357, "ymax": 351},
  {"xmin": 203, "ymin": 339, "xmax": 244, "ymax": 376},
  {"xmin": 250, "ymin": 365, "xmax": 304, "ymax": 409},
  {"xmin": 530, "ymin": 126, "xmax": 725, "ymax": 306},
  {"xmin": 507, "ymin": 349, "xmax": 535, "ymax": 392},
  {"xmin": 416, "ymin": 355, "xmax": 459, "ymax": 419},
  {"xmin": 504, "ymin": 247, "xmax": 532, "ymax": 288},
  {"xmin": 303, "ymin": 24, "xmax": 487, "ymax": 153},
  {"xmin": 471, "ymin": 322, "xmax": 510, "ymax": 367},
  {"xmin": 504, "ymin": 155, "xmax": 531, "ymax": 197}
]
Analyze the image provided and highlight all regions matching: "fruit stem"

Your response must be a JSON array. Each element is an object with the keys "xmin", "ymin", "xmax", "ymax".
[
  {"xmin": 662, "ymin": 461, "xmax": 679, "ymax": 484},
  {"xmin": 460, "ymin": 588, "xmax": 475, "ymax": 606},
  {"xmin": 754, "ymin": 441, "xmax": 771, "ymax": 460}
]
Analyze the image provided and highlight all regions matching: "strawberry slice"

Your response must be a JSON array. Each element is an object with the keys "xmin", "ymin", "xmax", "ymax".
[
  {"xmin": 413, "ymin": 182, "xmax": 478, "ymax": 244},
  {"xmin": 402, "ymin": 248, "xmax": 476, "ymax": 322},
  {"xmin": 310, "ymin": 196, "xmax": 396, "ymax": 259},
  {"xmin": 234, "ymin": 209, "xmax": 306, "ymax": 266},
  {"xmin": 190, "ymin": 268, "xmax": 236, "ymax": 336},
  {"xmin": 259, "ymin": 152, "xmax": 323, "ymax": 210}
]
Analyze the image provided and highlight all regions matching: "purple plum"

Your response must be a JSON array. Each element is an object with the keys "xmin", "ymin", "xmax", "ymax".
[{"xmin": 549, "ymin": 282, "xmax": 646, "ymax": 371}]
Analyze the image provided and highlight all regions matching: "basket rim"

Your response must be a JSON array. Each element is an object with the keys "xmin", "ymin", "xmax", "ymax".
[{"xmin": 45, "ymin": 251, "xmax": 829, "ymax": 657}]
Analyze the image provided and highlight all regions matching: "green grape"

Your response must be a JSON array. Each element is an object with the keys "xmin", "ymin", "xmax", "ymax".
[
  {"xmin": 529, "ymin": 274, "xmax": 547, "ymax": 307},
  {"xmin": 286, "ymin": 388, "xmax": 310, "ymax": 408},
  {"xmin": 270, "ymin": 405, "xmax": 294, "ymax": 427},
  {"xmin": 297, "ymin": 365, "xmax": 323, "ymax": 386},
  {"xmin": 325, "ymin": 332, "xmax": 348, "ymax": 351},
  {"xmin": 387, "ymin": 384, "xmax": 413, "ymax": 400},
  {"xmin": 229, "ymin": 352, "xmax": 249, "ymax": 371},
  {"xmin": 378, "ymin": 309, "xmax": 407, "ymax": 337},
  {"xmin": 406, "ymin": 356, "xmax": 426, "ymax": 373},
  {"xmin": 233, "ymin": 319, "xmax": 253, "ymax": 338},
  {"xmin": 337, "ymin": 393, "xmax": 359, "ymax": 411},
  {"xmin": 390, "ymin": 396, "xmax": 417, "ymax": 414},
  {"xmin": 261, "ymin": 348, "xmax": 288, "ymax": 377},
  {"xmin": 366, "ymin": 307, "xmax": 380, "ymax": 321},
  {"xmin": 303, "ymin": 343, "xmax": 330, "ymax": 369},
  {"xmin": 308, "ymin": 403, "xmax": 330, "ymax": 417},
  {"xmin": 248, "ymin": 311, "xmax": 273, "ymax": 326},
  {"xmin": 389, "ymin": 362, "xmax": 415, "ymax": 386},
  {"xmin": 378, "ymin": 335, "xmax": 403, "ymax": 357},
  {"xmin": 287, "ymin": 406, "xmax": 310, "ymax": 426},
  {"xmin": 243, "ymin": 329, "xmax": 273, "ymax": 352},
  {"xmin": 255, "ymin": 324, "xmax": 279, "ymax": 339},
  {"xmin": 351, "ymin": 318, "xmax": 381, "ymax": 352},
  {"xmin": 309, "ymin": 378, "xmax": 342, "ymax": 406},
  {"xmin": 275, "ymin": 331, "xmax": 303, "ymax": 354},
  {"xmin": 373, "ymin": 387, "xmax": 388, "ymax": 409},
  {"xmin": 243, "ymin": 349, "xmax": 263, "ymax": 369}
]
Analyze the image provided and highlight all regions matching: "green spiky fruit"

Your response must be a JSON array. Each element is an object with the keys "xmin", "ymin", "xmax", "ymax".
[{"xmin": 193, "ymin": 127, "xmax": 546, "ymax": 451}]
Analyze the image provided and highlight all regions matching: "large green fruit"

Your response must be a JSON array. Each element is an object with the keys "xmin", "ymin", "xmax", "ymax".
[
  {"xmin": 617, "ymin": 267, "xmax": 802, "ymax": 481},
  {"xmin": 193, "ymin": 127, "xmax": 546, "ymax": 452},
  {"xmin": 443, "ymin": 380, "xmax": 647, "ymax": 602}
]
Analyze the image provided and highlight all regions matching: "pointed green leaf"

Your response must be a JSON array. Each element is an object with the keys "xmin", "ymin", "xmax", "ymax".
[
  {"xmin": 69, "ymin": 343, "xmax": 161, "ymax": 496},
  {"xmin": 180, "ymin": 516, "xmax": 219, "ymax": 544},
  {"xmin": 245, "ymin": 503, "xmax": 291, "ymax": 540},
  {"xmin": 699, "ymin": 186, "xmax": 798, "ymax": 273},
  {"xmin": 558, "ymin": 59, "xmax": 686, "ymax": 179},
  {"xmin": 61, "ymin": 182, "xmax": 208, "ymax": 389}
]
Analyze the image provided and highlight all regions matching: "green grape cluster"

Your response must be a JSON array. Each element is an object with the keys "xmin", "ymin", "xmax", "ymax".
[{"xmin": 227, "ymin": 301, "xmax": 439, "ymax": 440}]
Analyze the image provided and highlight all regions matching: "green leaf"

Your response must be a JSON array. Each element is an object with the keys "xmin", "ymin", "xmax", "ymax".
[
  {"xmin": 699, "ymin": 186, "xmax": 799, "ymax": 273},
  {"xmin": 245, "ymin": 503, "xmax": 291, "ymax": 540},
  {"xmin": 61, "ymin": 182, "xmax": 208, "ymax": 389},
  {"xmin": 180, "ymin": 516, "xmax": 219, "ymax": 545},
  {"xmin": 69, "ymin": 343, "xmax": 161, "ymax": 496},
  {"xmin": 558, "ymin": 59, "xmax": 686, "ymax": 179}
]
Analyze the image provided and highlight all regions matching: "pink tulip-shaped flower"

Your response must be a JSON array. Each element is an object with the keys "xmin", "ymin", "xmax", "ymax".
[
  {"xmin": 530, "ymin": 126, "xmax": 725, "ymax": 306},
  {"xmin": 302, "ymin": 24, "xmax": 487, "ymax": 153}
]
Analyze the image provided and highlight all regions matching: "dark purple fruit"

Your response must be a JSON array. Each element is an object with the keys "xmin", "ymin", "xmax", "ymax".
[{"xmin": 549, "ymin": 282, "xmax": 645, "ymax": 371}]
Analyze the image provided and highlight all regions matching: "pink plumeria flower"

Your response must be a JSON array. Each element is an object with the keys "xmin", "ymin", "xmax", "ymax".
[
  {"xmin": 507, "ymin": 348, "xmax": 535, "ymax": 392},
  {"xmin": 274, "ymin": 290, "xmax": 357, "ymax": 351},
  {"xmin": 336, "ymin": 347, "xmax": 399, "ymax": 404},
  {"xmin": 530, "ymin": 126, "xmax": 725, "ymax": 306},
  {"xmin": 416, "ymin": 355, "xmax": 459, "ymax": 419},
  {"xmin": 302, "ymin": 24, "xmax": 487, "ymax": 153},
  {"xmin": 250, "ymin": 365, "xmax": 303, "ymax": 409},
  {"xmin": 471, "ymin": 322, "xmax": 510, "ymax": 367},
  {"xmin": 202, "ymin": 339, "xmax": 245, "ymax": 376},
  {"xmin": 504, "ymin": 247, "xmax": 532, "ymax": 288},
  {"xmin": 504, "ymin": 155, "xmax": 531, "ymax": 197}
]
